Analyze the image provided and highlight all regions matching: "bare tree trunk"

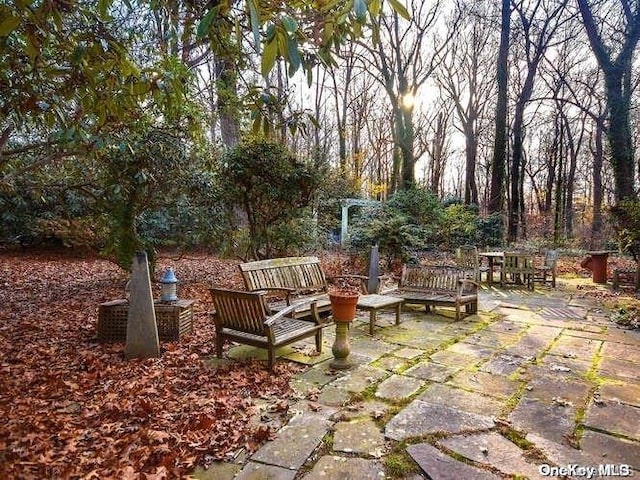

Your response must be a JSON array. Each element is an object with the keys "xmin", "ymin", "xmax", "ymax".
[
  {"xmin": 488, "ymin": 0, "xmax": 510, "ymax": 214},
  {"xmin": 214, "ymin": 57, "xmax": 239, "ymax": 148},
  {"xmin": 428, "ymin": 110, "xmax": 449, "ymax": 196},
  {"xmin": 554, "ymin": 112, "xmax": 565, "ymax": 245},
  {"xmin": 508, "ymin": 97, "xmax": 526, "ymax": 242},
  {"xmin": 591, "ymin": 117, "xmax": 605, "ymax": 246},
  {"xmin": 577, "ymin": 0, "xmax": 640, "ymax": 203},
  {"xmin": 464, "ymin": 123, "xmax": 479, "ymax": 205}
]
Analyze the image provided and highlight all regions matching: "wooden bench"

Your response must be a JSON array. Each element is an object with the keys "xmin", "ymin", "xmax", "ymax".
[
  {"xmin": 387, "ymin": 266, "xmax": 478, "ymax": 321},
  {"xmin": 209, "ymin": 288, "xmax": 325, "ymax": 370},
  {"xmin": 238, "ymin": 256, "xmax": 332, "ymax": 318}
]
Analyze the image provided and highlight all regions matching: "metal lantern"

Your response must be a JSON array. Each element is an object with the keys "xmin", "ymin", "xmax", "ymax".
[{"xmin": 161, "ymin": 267, "xmax": 178, "ymax": 302}]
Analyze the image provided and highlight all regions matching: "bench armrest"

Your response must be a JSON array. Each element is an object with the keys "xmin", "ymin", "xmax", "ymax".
[
  {"xmin": 264, "ymin": 303, "xmax": 299, "ymax": 326},
  {"xmin": 458, "ymin": 278, "xmax": 479, "ymax": 294},
  {"xmin": 264, "ymin": 301, "xmax": 321, "ymax": 326}
]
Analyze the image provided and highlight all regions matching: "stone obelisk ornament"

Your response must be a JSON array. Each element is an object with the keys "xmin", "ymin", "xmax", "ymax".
[{"xmin": 125, "ymin": 251, "xmax": 160, "ymax": 359}]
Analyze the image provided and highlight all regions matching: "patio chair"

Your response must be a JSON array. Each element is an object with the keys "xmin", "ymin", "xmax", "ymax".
[
  {"xmin": 209, "ymin": 288, "xmax": 325, "ymax": 371},
  {"xmin": 500, "ymin": 252, "xmax": 535, "ymax": 290},
  {"xmin": 534, "ymin": 249, "xmax": 558, "ymax": 287},
  {"xmin": 455, "ymin": 245, "xmax": 481, "ymax": 282}
]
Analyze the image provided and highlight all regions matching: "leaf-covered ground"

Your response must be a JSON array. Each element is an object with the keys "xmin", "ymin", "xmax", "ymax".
[
  {"xmin": 1, "ymin": 248, "xmax": 636, "ymax": 478},
  {"xmin": 0, "ymin": 250, "xmax": 312, "ymax": 478}
]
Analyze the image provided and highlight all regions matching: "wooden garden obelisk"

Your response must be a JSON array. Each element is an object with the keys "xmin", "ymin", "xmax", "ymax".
[{"xmin": 125, "ymin": 251, "xmax": 160, "ymax": 359}]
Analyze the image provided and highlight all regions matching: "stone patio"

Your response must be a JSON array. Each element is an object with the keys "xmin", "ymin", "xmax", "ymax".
[{"xmin": 195, "ymin": 280, "xmax": 640, "ymax": 479}]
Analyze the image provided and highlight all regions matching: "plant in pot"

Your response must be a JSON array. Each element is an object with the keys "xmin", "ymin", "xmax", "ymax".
[{"xmin": 328, "ymin": 278, "xmax": 361, "ymax": 322}]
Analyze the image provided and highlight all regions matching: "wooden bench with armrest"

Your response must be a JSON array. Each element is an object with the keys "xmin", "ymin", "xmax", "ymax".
[
  {"xmin": 238, "ymin": 256, "xmax": 332, "ymax": 318},
  {"xmin": 209, "ymin": 288, "xmax": 326, "ymax": 370},
  {"xmin": 387, "ymin": 266, "xmax": 478, "ymax": 321}
]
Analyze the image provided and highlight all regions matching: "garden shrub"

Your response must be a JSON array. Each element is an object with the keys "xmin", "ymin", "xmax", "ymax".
[
  {"xmin": 219, "ymin": 137, "xmax": 322, "ymax": 259},
  {"xmin": 349, "ymin": 187, "xmax": 442, "ymax": 264},
  {"xmin": 475, "ymin": 212, "xmax": 504, "ymax": 248},
  {"xmin": 439, "ymin": 203, "xmax": 477, "ymax": 248}
]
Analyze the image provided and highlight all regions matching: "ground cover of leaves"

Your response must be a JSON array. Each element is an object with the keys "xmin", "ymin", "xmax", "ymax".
[
  {"xmin": 0, "ymin": 248, "xmax": 635, "ymax": 478},
  {"xmin": 0, "ymin": 249, "xmax": 319, "ymax": 479}
]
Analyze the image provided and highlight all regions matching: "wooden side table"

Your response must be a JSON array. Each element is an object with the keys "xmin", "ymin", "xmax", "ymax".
[
  {"xmin": 98, "ymin": 299, "xmax": 195, "ymax": 342},
  {"xmin": 356, "ymin": 294, "xmax": 403, "ymax": 335}
]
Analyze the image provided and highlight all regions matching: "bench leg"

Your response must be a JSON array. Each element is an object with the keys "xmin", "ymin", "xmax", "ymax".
[
  {"xmin": 369, "ymin": 310, "xmax": 377, "ymax": 335},
  {"xmin": 455, "ymin": 304, "xmax": 460, "ymax": 321},
  {"xmin": 395, "ymin": 304, "xmax": 401, "ymax": 326},
  {"xmin": 315, "ymin": 329, "xmax": 323, "ymax": 353},
  {"xmin": 268, "ymin": 347, "xmax": 275, "ymax": 371},
  {"xmin": 216, "ymin": 331, "xmax": 224, "ymax": 359}
]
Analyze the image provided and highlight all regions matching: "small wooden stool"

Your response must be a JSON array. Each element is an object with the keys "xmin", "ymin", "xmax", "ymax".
[{"xmin": 356, "ymin": 294, "xmax": 403, "ymax": 335}]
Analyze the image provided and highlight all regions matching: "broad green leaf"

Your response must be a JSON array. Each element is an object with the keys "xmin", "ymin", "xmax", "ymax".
[
  {"xmin": 282, "ymin": 15, "xmax": 298, "ymax": 33},
  {"xmin": 265, "ymin": 23, "xmax": 276, "ymax": 41},
  {"xmin": 370, "ymin": 0, "xmax": 381, "ymax": 16},
  {"xmin": 197, "ymin": 7, "xmax": 218, "ymax": 39},
  {"xmin": 353, "ymin": 21, "xmax": 362, "ymax": 37},
  {"xmin": 320, "ymin": 0, "xmax": 341, "ymax": 12},
  {"xmin": 0, "ymin": 15, "xmax": 20, "ymax": 37},
  {"xmin": 317, "ymin": 49, "xmax": 333, "ymax": 67},
  {"xmin": 323, "ymin": 20, "xmax": 334, "ymax": 44},
  {"xmin": 24, "ymin": 38, "xmax": 38, "ymax": 61},
  {"xmin": 261, "ymin": 37, "xmax": 278, "ymax": 76},
  {"xmin": 308, "ymin": 115, "xmax": 320, "ymax": 129},
  {"xmin": 306, "ymin": 67, "xmax": 313, "ymax": 88},
  {"xmin": 286, "ymin": 36, "xmax": 301, "ymax": 75},
  {"xmin": 276, "ymin": 27, "xmax": 286, "ymax": 53},
  {"xmin": 52, "ymin": 10, "xmax": 63, "ymax": 31},
  {"xmin": 130, "ymin": 81, "xmax": 150, "ymax": 96},
  {"xmin": 354, "ymin": 0, "xmax": 367, "ymax": 20},
  {"xmin": 248, "ymin": 0, "xmax": 261, "ymax": 52},
  {"xmin": 337, "ymin": 10, "xmax": 350, "ymax": 25},
  {"xmin": 387, "ymin": 0, "xmax": 411, "ymax": 20}
]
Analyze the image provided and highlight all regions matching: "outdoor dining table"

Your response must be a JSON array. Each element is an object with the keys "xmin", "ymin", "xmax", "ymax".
[{"xmin": 478, "ymin": 251, "xmax": 504, "ymax": 286}]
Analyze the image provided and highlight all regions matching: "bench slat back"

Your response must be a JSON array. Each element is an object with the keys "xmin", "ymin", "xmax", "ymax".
[
  {"xmin": 502, "ymin": 253, "xmax": 534, "ymax": 275},
  {"xmin": 543, "ymin": 249, "xmax": 558, "ymax": 269},
  {"xmin": 455, "ymin": 245, "xmax": 480, "ymax": 281},
  {"xmin": 239, "ymin": 256, "xmax": 328, "ymax": 292},
  {"xmin": 400, "ymin": 266, "xmax": 460, "ymax": 291},
  {"xmin": 210, "ymin": 288, "xmax": 268, "ymax": 335}
]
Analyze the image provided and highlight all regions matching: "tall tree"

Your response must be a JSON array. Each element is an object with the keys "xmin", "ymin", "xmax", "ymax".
[
  {"xmin": 436, "ymin": 1, "xmax": 498, "ymax": 205},
  {"xmin": 577, "ymin": 0, "xmax": 640, "ymax": 203},
  {"xmin": 488, "ymin": 0, "xmax": 511, "ymax": 213},
  {"xmin": 506, "ymin": 0, "xmax": 568, "ymax": 241},
  {"xmin": 0, "ymin": 1, "xmax": 192, "ymax": 184},
  {"xmin": 357, "ymin": 0, "xmax": 453, "ymax": 191}
]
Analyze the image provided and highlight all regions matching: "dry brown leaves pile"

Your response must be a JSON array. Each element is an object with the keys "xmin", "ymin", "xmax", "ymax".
[
  {"xmin": 0, "ymin": 250, "xmax": 306, "ymax": 479},
  {"xmin": 0, "ymin": 248, "xmax": 632, "ymax": 478}
]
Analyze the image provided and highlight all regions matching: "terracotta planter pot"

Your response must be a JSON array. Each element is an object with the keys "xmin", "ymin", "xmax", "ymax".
[{"xmin": 329, "ymin": 292, "xmax": 359, "ymax": 322}]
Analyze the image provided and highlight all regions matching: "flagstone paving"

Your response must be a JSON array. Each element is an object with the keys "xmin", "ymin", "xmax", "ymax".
[{"xmin": 196, "ymin": 281, "xmax": 640, "ymax": 479}]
